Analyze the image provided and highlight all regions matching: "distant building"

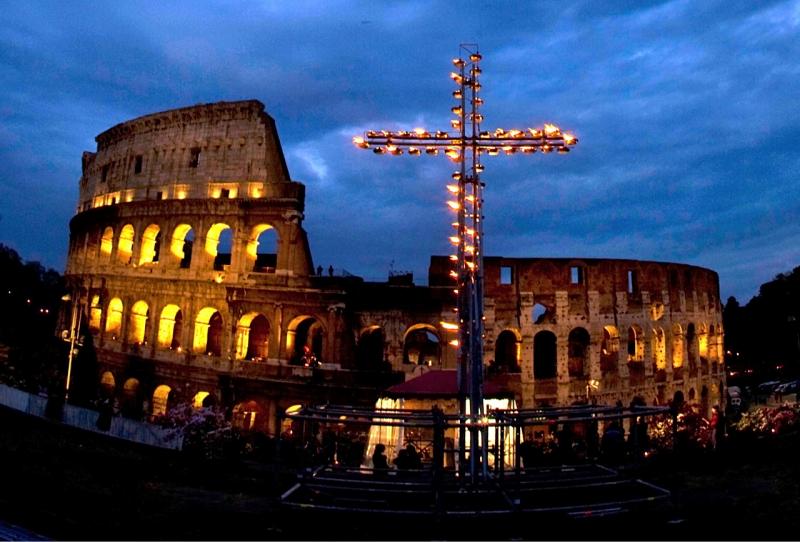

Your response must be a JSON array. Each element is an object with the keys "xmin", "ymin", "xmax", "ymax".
[{"xmin": 62, "ymin": 100, "xmax": 725, "ymax": 434}]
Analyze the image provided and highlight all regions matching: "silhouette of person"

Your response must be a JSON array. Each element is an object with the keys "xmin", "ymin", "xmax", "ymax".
[
  {"xmin": 328, "ymin": 265, "xmax": 334, "ymax": 277},
  {"xmin": 372, "ymin": 443, "xmax": 389, "ymax": 473},
  {"xmin": 316, "ymin": 265, "xmax": 322, "ymax": 276}
]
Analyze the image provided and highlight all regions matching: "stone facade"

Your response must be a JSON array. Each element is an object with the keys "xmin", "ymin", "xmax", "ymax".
[{"xmin": 63, "ymin": 100, "xmax": 724, "ymax": 435}]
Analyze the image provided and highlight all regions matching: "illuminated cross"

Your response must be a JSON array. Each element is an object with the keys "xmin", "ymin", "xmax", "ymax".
[{"xmin": 353, "ymin": 43, "xmax": 578, "ymax": 481}]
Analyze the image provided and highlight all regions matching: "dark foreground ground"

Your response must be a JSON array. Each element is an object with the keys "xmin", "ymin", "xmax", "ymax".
[{"xmin": 1, "ymin": 405, "xmax": 799, "ymax": 541}]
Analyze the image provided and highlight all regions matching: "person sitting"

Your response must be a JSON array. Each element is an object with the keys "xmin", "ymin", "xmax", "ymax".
[{"xmin": 372, "ymin": 443, "xmax": 389, "ymax": 473}]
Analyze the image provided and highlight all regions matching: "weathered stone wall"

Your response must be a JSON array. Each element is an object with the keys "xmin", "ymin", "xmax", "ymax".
[{"xmin": 78, "ymin": 100, "xmax": 290, "ymax": 213}]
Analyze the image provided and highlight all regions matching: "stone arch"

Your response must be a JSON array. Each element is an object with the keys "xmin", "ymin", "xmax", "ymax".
[
  {"xmin": 127, "ymin": 300, "xmax": 149, "ymax": 345},
  {"xmin": 170, "ymin": 223, "xmax": 195, "ymax": 269},
  {"xmin": 652, "ymin": 327, "xmax": 666, "ymax": 371},
  {"xmin": 494, "ymin": 329, "xmax": 521, "ymax": 373},
  {"xmin": 686, "ymin": 323, "xmax": 698, "ymax": 369},
  {"xmin": 121, "ymin": 377, "xmax": 141, "ymax": 417},
  {"xmin": 567, "ymin": 327, "xmax": 590, "ymax": 378},
  {"xmin": 193, "ymin": 307, "xmax": 223, "ymax": 356},
  {"xmin": 205, "ymin": 223, "xmax": 233, "ymax": 271},
  {"xmin": 248, "ymin": 224, "xmax": 278, "ymax": 272},
  {"xmin": 533, "ymin": 330, "xmax": 557, "ymax": 379},
  {"xmin": 532, "ymin": 303, "xmax": 551, "ymax": 325},
  {"xmin": 672, "ymin": 323, "xmax": 684, "ymax": 369},
  {"xmin": 627, "ymin": 324, "xmax": 644, "ymax": 361},
  {"xmin": 357, "ymin": 326, "xmax": 385, "ymax": 370},
  {"xmin": 232, "ymin": 399, "xmax": 267, "ymax": 431},
  {"xmin": 138, "ymin": 224, "xmax": 161, "ymax": 265},
  {"xmin": 88, "ymin": 294, "xmax": 102, "ymax": 333},
  {"xmin": 157, "ymin": 304, "xmax": 183, "ymax": 350},
  {"xmin": 100, "ymin": 226, "xmax": 114, "ymax": 260},
  {"xmin": 117, "ymin": 224, "xmax": 135, "ymax": 264},
  {"xmin": 708, "ymin": 324, "xmax": 719, "ymax": 364},
  {"xmin": 600, "ymin": 325, "xmax": 620, "ymax": 375},
  {"xmin": 105, "ymin": 297, "xmax": 124, "ymax": 338},
  {"xmin": 235, "ymin": 312, "xmax": 270, "ymax": 361},
  {"xmin": 402, "ymin": 324, "xmax": 441, "ymax": 366},
  {"xmin": 152, "ymin": 384, "xmax": 172, "ymax": 416},
  {"xmin": 287, "ymin": 315, "xmax": 325, "ymax": 364},
  {"xmin": 99, "ymin": 371, "xmax": 116, "ymax": 397},
  {"xmin": 192, "ymin": 391, "xmax": 215, "ymax": 409}
]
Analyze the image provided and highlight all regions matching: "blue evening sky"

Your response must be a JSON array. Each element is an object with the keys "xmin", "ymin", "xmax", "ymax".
[{"xmin": 1, "ymin": 1, "xmax": 798, "ymax": 303}]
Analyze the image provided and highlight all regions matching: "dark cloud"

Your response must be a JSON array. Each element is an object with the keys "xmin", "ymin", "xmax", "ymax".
[{"xmin": 1, "ymin": 0, "xmax": 798, "ymax": 302}]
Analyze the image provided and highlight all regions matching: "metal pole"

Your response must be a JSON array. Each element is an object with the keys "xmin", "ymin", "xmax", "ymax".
[{"xmin": 64, "ymin": 295, "xmax": 82, "ymax": 402}]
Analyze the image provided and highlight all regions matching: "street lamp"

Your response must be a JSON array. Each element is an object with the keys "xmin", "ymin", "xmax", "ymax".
[
  {"xmin": 354, "ymin": 44, "xmax": 578, "ymax": 481},
  {"xmin": 61, "ymin": 291, "xmax": 83, "ymax": 402}
]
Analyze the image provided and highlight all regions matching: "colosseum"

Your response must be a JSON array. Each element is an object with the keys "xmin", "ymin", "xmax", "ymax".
[{"xmin": 63, "ymin": 100, "xmax": 725, "ymax": 435}]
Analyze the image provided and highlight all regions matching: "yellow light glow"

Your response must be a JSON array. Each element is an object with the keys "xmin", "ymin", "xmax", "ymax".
[
  {"xmin": 446, "ymin": 184, "xmax": 459, "ymax": 193},
  {"xmin": 170, "ymin": 223, "xmax": 193, "ymax": 260},
  {"xmin": 285, "ymin": 404, "xmax": 303, "ymax": 415},
  {"xmin": 544, "ymin": 123, "xmax": 560, "ymax": 136},
  {"xmin": 105, "ymin": 298, "xmax": 123, "ymax": 335},
  {"xmin": 192, "ymin": 391, "xmax": 210, "ymax": 409},
  {"xmin": 449, "ymin": 339, "xmax": 459, "ymax": 347},
  {"xmin": 509, "ymin": 129, "xmax": 523, "ymax": 138},
  {"xmin": 157, "ymin": 304, "xmax": 181, "ymax": 348},
  {"xmin": 563, "ymin": 133, "xmax": 576, "ymax": 145},
  {"xmin": 138, "ymin": 224, "xmax": 160, "ymax": 265},
  {"xmin": 440, "ymin": 321, "xmax": 459, "ymax": 331},
  {"xmin": 449, "ymin": 255, "xmax": 458, "ymax": 261},
  {"xmin": 445, "ymin": 148, "xmax": 461, "ymax": 161},
  {"xmin": 449, "ymin": 236, "xmax": 459, "ymax": 244},
  {"xmin": 425, "ymin": 147, "xmax": 439, "ymax": 155},
  {"xmin": 413, "ymin": 128, "xmax": 429, "ymax": 137},
  {"xmin": 409, "ymin": 147, "xmax": 421, "ymax": 155},
  {"xmin": 353, "ymin": 136, "xmax": 368, "ymax": 148},
  {"xmin": 246, "ymin": 224, "xmax": 273, "ymax": 261},
  {"xmin": 205, "ymin": 223, "xmax": 231, "ymax": 257},
  {"xmin": 452, "ymin": 58, "xmax": 465, "ymax": 67},
  {"xmin": 447, "ymin": 201, "xmax": 460, "ymax": 210}
]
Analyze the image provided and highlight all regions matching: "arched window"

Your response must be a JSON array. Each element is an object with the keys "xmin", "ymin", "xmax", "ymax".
[
  {"xmin": 672, "ymin": 323, "xmax": 684, "ymax": 369},
  {"xmin": 533, "ymin": 330, "xmax": 557, "ymax": 379},
  {"xmin": 157, "ymin": 304, "xmax": 183, "ymax": 350},
  {"xmin": 192, "ymin": 391, "xmax": 214, "ymax": 409},
  {"xmin": 170, "ymin": 224, "xmax": 195, "ymax": 269},
  {"xmin": 117, "ymin": 224, "xmax": 135, "ymax": 264},
  {"xmin": 205, "ymin": 223, "xmax": 233, "ymax": 271},
  {"xmin": 99, "ymin": 371, "xmax": 116, "ymax": 396},
  {"xmin": 627, "ymin": 325, "xmax": 644, "ymax": 362},
  {"xmin": 193, "ymin": 307, "xmax": 223, "ymax": 356},
  {"xmin": 686, "ymin": 323, "xmax": 697, "ymax": 369},
  {"xmin": 232, "ymin": 400, "xmax": 265, "ymax": 431},
  {"xmin": 88, "ymin": 294, "xmax": 102, "ymax": 333},
  {"xmin": 248, "ymin": 224, "xmax": 278, "ymax": 272},
  {"xmin": 235, "ymin": 312, "xmax": 270, "ymax": 361},
  {"xmin": 152, "ymin": 384, "xmax": 172, "ymax": 416},
  {"xmin": 121, "ymin": 377, "xmax": 140, "ymax": 417},
  {"xmin": 357, "ymin": 326, "xmax": 385, "ymax": 370},
  {"xmin": 127, "ymin": 300, "xmax": 149, "ymax": 345},
  {"xmin": 100, "ymin": 227, "xmax": 114, "ymax": 260},
  {"xmin": 105, "ymin": 298, "xmax": 123, "ymax": 338},
  {"xmin": 403, "ymin": 325, "xmax": 441, "ymax": 366},
  {"xmin": 652, "ymin": 327, "xmax": 666, "ymax": 371},
  {"xmin": 567, "ymin": 327, "xmax": 590, "ymax": 378},
  {"xmin": 287, "ymin": 315, "xmax": 325, "ymax": 364},
  {"xmin": 532, "ymin": 303, "xmax": 550, "ymax": 324},
  {"xmin": 494, "ymin": 330, "xmax": 521, "ymax": 373},
  {"xmin": 601, "ymin": 325, "xmax": 620, "ymax": 375},
  {"xmin": 139, "ymin": 224, "xmax": 161, "ymax": 265}
]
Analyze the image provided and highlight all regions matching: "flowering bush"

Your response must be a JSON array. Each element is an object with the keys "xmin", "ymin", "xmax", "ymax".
[
  {"xmin": 735, "ymin": 405, "xmax": 799, "ymax": 436},
  {"xmin": 153, "ymin": 402, "xmax": 241, "ymax": 459},
  {"xmin": 648, "ymin": 403, "xmax": 712, "ymax": 451}
]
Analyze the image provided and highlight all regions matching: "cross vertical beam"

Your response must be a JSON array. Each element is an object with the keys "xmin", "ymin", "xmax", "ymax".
[{"xmin": 354, "ymin": 44, "xmax": 578, "ymax": 483}]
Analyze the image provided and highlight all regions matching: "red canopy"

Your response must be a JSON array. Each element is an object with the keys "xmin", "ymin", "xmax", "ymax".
[{"xmin": 384, "ymin": 369, "xmax": 515, "ymax": 399}]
